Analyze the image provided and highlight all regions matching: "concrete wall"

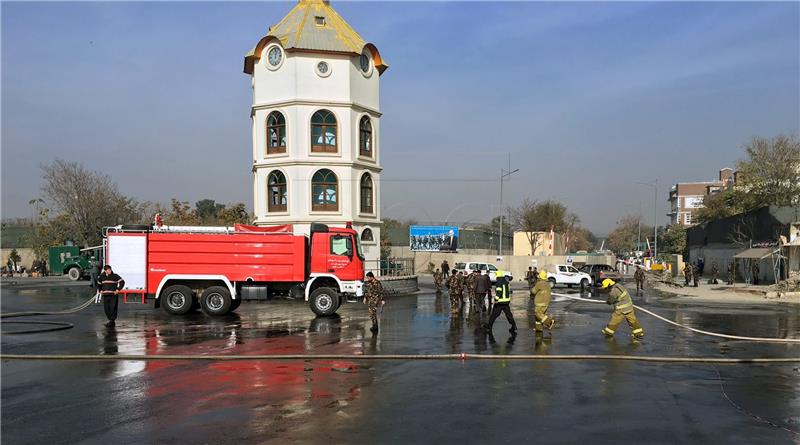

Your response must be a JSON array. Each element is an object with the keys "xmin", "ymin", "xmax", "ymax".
[
  {"xmin": 1, "ymin": 248, "xmax": 35, "ymax": 270},
  {"xmin": 392, "ymin": 249, "xmax": 615, "ymax": 282},
  {"xmin": 689, "ymin": 245, "xmax": 779, "ymax": 283},
  {"xmin": 381, "ymin": 276, "xmax": 418, "ymax": 295}
]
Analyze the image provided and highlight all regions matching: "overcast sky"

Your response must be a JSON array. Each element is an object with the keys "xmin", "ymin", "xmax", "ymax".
[{"xmin": 2, "ymin": 1, "xmax": 798, "ymax": 234}]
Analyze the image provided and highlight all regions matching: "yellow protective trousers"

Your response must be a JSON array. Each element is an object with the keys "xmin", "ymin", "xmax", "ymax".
[
  {"xmin": 534, "ymin": 302, "xmax": 553, "ymax": 332},
  {"xmin": 603, "ymin": 310, "xmax": 644, "ymax": 338}
]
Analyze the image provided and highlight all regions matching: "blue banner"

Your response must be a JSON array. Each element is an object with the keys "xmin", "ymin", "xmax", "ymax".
[{"xmin": 409, "ymin": 226, "xmax": 459, "ymax": 252}]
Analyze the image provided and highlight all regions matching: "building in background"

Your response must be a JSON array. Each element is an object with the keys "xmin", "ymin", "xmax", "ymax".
[
  {"xmin": 512, "ymin": 231, "xmax": 565, "ymax": 256},
  {"xmin": 244, "ymin": 0, "xmax": 388, "ymax": 265},
  {"xmin": 667, "ymin": 168, "xmax": 736, "ymax": 226},
  {"xmin": 686, "ymin": 206, "xmax": 800, "ymax": 284}
]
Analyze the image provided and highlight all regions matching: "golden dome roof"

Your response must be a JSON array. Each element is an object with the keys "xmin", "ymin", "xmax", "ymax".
[{"xmin": 244, "ymin": 0, "xmax": 387, "ymax": 75}]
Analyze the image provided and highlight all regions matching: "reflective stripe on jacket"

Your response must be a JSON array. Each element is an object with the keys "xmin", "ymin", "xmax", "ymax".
[
  {"xmin": 609, "ymin": 284, "xmax": 633, "ymax": 313},
  {"xmin": 494, "ymin": 279, "xmax": 511, "ymax": 303},
  {"xmin": 97, "ymin": 273, "xmax": 125, "ymax": 295}
]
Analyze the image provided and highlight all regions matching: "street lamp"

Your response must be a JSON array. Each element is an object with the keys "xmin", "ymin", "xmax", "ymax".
[
  {"xmin": 635, "ymin": 180, "xmax": 658, "ymax": 260},
  {"xmin": 499, "ymin": 156, "xmax": 520, "ymax": 255}
]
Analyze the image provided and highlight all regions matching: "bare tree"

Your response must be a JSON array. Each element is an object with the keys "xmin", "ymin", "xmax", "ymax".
[
  {"xmin": 510, "ymin": 199, "xmax": 544, "ymax": 255},
  {"xmin": 728, "ymin": 213, "xmax": 758, "ymax": 247},
  {"xmin": 40, "ymin": 160, "xmax": 146, "ymax": 246}
]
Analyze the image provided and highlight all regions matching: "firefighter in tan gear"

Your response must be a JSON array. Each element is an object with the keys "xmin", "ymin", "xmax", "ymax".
[
  {"xmin": 599, "ymin": 278, "xmax": 644, "ymax": 339},
  {"xmin": 530, "ymin": 270, "xmax": 555, "ymax": 333}
]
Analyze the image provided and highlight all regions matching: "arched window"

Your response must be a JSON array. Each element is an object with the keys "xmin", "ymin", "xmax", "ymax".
[
  {"xmin": 267, "ymin": 171, "xmax": 287, "ymax": 212},
  {"xmin": 311, "ymin": 110, "xmax": 337, "ymax": 153},
  {"xmin": 359, "ymin": 116, "xmax": 372, "ymax": 157},
  {"xmin": 311, "ymin": 169, "xmax": 338, "ymax": 211},
  {"xmin": 360, "ymin": 173, "xmax": 373, "ymax": 214},
  {"xmin": 267, "ymin": 111, "xmax": 286, "ymax": 154},
  {"xmin": 361, "ymin": 228, "xmax": 374, "ymax": 242}
]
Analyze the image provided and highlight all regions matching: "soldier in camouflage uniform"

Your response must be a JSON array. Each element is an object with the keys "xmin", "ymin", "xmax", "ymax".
[
  {"xmin": 447, "ymin": 271, "xmax": 464, "ymax": 314},
  {"xmin": 466, "ymin": 269, "xmax": 479, "ymax": 310},
  {"xmin": 727, "ymin": 262, "xmax": 734, "ymax": 285},
  {"xmin": 634, "ymin": 266, "xmax": 646, "ymax": 293},
  {"xmin": 433, "ymin": 268, "xmax": 443, "ymax": 292},
  {"xmin": 363, "ymin": 271, "xmax": 384, "ymax": 333},
  {"xmin": 710, "ymin": 262, "xmax": 719, "ymax": 285},
  {"xmin": 683, "ymin": 263, "xmax": 693, "ymax": 286}
]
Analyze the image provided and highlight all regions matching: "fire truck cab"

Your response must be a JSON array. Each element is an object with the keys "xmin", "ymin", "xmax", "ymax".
[{"xmin": 103, "ymin": 223, "xmax": 365, "ymax": 317}]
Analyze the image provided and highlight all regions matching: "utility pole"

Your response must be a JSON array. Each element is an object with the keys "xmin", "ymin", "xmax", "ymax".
[
  {"xmin": 654, "ymin": 180, "xmax": 658, "ymax": 260},
  {"xmin": 499, "ymin": 153, "xmax": 519, "ymax": 256},
  {"xmin": 635, "ymin": 180, "xmax": 658, "ymax": 260},
  {"xmin": 637, "ymin": 201, "xmax": 642, "ymax": 253}
]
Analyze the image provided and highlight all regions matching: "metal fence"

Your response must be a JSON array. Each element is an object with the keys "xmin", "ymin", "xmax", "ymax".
[{"xmin": 364, "ymin": 258, "xmax": 415, "ymax": 277}]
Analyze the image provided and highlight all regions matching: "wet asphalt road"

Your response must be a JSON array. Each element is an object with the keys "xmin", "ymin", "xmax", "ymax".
[{"xmin": 2, "ymin": 278, "xmax": 800, "ymax": 444}]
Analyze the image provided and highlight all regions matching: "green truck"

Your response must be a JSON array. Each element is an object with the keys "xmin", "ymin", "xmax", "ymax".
[{"xmin": 47, "ymin": 245, "xmax": 102, "ymax": 281}]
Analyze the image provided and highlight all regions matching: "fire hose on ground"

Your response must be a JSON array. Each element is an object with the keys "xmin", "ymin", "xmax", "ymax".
[
  {"xmin": 0, "ymin": 293, "xmax": 97, "ymax": 334},
  {"xmin": 551, "ymin": 292, "xmax": 800, "ymax": 344},
  {"xmin": 1, "ymin": 291, "xmax": 799, "ymax": 362}
]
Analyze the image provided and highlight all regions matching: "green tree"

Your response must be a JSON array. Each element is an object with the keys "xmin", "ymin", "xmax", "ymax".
[
  {"xmin": 694, "ymin": 190, "xmax": 738, "ymax": 224},
  {"xmin": 659, "ymin": 224, "xmax": 687, "ymax": 256},
  {"xmin": 380, "ymin": 217, "xmax": 417, "ymax": 260},
  {"xmin": 217, "ymin": 203, "xmax": 251, "ymax": 225},
  {"xmin": 195, "ymin": 199, "xmax": 224, "ymax": 222},
  {"xmin": 606, "ymin": 215, "xmax": 652, "ymax": 255},
  {"xmin": 8, "ymin": 248, "xmax": 22, "ymax": 270},
  {"xmin": 479, "ymin": 216, "xmax": 511, "ymax": 236},
  {"xmin": 164, "ymin": 199, "xmax": 201, "ymax": 225},
  {"xmin": 735, "ymin": 134, "xmax": 800, "ymax": 209}
]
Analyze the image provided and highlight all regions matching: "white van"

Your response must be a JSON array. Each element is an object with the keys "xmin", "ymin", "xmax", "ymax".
[{"xmin": 452, "ymin": 262, "xmax": 513, "ymax": 283}]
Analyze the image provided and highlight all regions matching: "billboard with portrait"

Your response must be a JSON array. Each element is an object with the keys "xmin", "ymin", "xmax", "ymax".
[{"xmin": 409, "ymin": 226, "xmax": 459, "ymax": 252}]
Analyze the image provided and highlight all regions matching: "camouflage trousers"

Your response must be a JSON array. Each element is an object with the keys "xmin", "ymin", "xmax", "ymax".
[
  {"xmin": 603, "ymin": 310, "xmax": 643, "ymax": 338},
  {"xmin": 450, "ymin": 293, "xmax": 462, "ymax": 312},
  {"xmin": 367, "ymin": 298, "xmax": 379, "ymax": 325}
]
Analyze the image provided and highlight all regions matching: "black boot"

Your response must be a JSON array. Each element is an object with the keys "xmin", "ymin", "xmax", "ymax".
[
  {"xmin": 104, "ymin": 320, "xmax": 115, "ymax": 328},
  {"xmin": 370, "ymin": 322, "xmax": 378, "ymax": 333}
]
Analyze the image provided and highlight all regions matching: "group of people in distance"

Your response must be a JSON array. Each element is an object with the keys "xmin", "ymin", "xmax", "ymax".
[{"xmin": 433, "ymin": 266, "xmax": 645, "ymax": 340}]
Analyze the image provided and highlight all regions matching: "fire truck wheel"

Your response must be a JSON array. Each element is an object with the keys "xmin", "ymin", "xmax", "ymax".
[
  {"xmin": 309, "ymin": 287, "xmax": 340, "ymax": 316},
  {"xmin": 230, "ymin": 297, "xmax": 242, "ymax": 311},
  {"xmin": 201, "ymin": 286, "xmax": 232, "ymax": 316},
  {"xmin": 161, "ymin": 285, "xmax": 194, "ymax": 315}
]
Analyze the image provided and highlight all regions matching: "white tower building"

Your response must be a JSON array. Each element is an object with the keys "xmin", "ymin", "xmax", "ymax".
[{"xmin": 244, "ymin": 0, "xmax": 388, "ymax": 265}]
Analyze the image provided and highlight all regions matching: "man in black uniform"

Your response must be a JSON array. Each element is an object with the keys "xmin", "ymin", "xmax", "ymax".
[
  {"xmin": 97, "ymin": 265, "xmax": 125, "ymax": 327},
  {"xmin": 483, "ymin": 271, "xmax": 517, "ymax": 333}
]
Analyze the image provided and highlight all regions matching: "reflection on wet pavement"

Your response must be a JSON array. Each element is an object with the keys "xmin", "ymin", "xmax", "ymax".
[{"xmin": 2, "ymin": 280, "xmax": 799, "ymax": 444}]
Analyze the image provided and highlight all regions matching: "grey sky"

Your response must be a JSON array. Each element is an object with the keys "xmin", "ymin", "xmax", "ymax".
[{"xmin": 2, "ymin": 1, "xmax": 798, "ymax": 234}]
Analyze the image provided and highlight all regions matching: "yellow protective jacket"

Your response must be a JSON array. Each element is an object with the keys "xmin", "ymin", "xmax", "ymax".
[
  {"xmin": 530, "ymin": 280, "xmax": 551, "ymax": 306},
  {"xmin": 606, "ymin": 284, "xmax": 634, "ymax": 314}
]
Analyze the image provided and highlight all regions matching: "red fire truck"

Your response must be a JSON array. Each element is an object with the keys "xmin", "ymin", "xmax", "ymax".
[{"xmin": 103, "ymin": 223, "xmax": 365, "ymax": 316}]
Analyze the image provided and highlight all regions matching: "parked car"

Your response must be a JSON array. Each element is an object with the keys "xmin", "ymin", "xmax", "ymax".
[
  {"xmin": 544, "ymin": 264, "xmax": 592, "ymax": 289},
  {"xmin": 452, "ymin": 262, "xmax": 513, "ymax": 283},
  {"xmin": 578, "ymin": 264, "xmax": 623, "ymax": 286}
]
